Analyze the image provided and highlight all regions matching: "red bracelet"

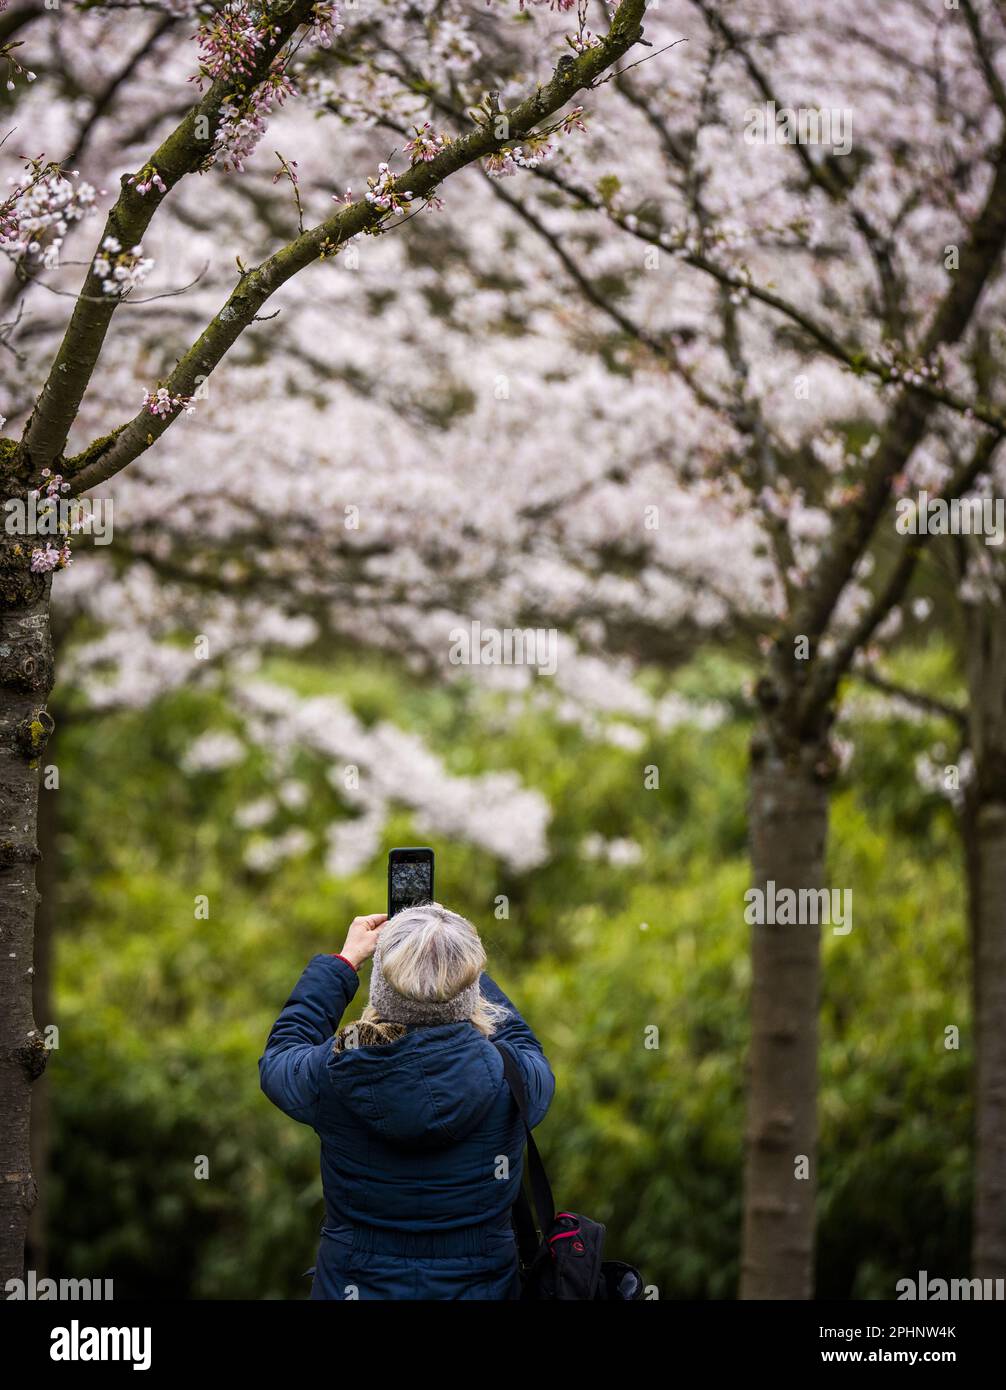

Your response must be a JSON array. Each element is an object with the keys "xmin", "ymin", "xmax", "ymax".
[{"xmin": 330, "ymin": 953, "xmax": 358, "ymax": 973}]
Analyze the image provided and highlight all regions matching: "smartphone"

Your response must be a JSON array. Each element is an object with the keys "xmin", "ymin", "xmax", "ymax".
[{"xmin": 387, "ymin": 847, "xmax": 435, "ymax": 919}]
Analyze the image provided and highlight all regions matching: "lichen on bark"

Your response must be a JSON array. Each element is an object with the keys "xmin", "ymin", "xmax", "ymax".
[{"xmin": 0, "ymin": 540, "xmax": 53, "ymax": 1286}]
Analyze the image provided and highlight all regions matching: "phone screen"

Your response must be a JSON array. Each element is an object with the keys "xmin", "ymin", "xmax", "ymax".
[{"xmin": 388, "ymin": 849, "xmax": 434, "ymax": 918}]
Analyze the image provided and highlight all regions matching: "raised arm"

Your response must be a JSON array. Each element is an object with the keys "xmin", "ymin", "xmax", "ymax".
[
  {"xmin": 258, "ymin": 953, "xmax": 360, "ymax": 1126},
  {"xmin": 481, "ymin": 972, "xmax": 556, "ymax": 1129},
  {"xmin": 259, "ymin": 912, "xmax": 386, "ymax": 1123}
]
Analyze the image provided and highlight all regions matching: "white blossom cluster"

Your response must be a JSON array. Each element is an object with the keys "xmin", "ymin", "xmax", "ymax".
[
  {"xmin": 1, "ymin": 167, "xmax": 97, "ymax": 268},
  {"xmin": 92, "ymin": 236, "xmax": 154, "ymax": 296}
]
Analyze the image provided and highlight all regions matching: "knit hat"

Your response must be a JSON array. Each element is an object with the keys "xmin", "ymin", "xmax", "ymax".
[{"xmin": 368, "ymin": 936, "xmax": 480, "ymax": 1026}]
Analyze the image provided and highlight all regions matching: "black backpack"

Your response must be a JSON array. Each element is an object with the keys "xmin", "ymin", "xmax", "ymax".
[{"xmin": 493, "ymin": 1041, "xmax": 644, "ymax": 1301}]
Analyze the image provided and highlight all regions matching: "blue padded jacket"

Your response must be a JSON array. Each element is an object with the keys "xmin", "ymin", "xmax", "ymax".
[{"xmin": 259, "ymin": 954, "xmax": 555, "ymax": 1300}]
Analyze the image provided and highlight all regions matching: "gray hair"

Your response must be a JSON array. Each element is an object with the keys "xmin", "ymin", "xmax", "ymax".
[{"xmin": 360, "ymin": 902, "xmax": 510, "ymax": 1038}]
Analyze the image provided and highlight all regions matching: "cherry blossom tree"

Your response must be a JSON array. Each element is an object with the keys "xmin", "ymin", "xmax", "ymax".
[{"xmin": 512, "ymin": 0, "xmax": 1006, "ymax": 1297}]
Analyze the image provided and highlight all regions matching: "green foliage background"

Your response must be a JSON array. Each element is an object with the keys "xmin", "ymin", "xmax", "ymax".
[{"xmin": 44, "ymin": 646, "xmax": 970, "ymax": 1299}]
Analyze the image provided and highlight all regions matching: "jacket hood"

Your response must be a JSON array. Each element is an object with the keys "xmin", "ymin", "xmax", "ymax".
[{"xmin": 326, "ymin": 1022, "xmax": 503, "ymax": 1150}]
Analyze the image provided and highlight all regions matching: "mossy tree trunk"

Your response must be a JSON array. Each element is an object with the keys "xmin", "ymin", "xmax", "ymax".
[
  {"xmin": 0, "ymin": 537, "xmax": 54, "ymax": 1288},
  {"xmin": 25, "ymin": 738, "xmax": 58, "ymax": 1277},
  {"xmin": 964, "ymin": 588, "xmax": 1006, "ymax": 1281}
]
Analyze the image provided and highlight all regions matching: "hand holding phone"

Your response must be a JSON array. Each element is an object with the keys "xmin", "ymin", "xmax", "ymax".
[
  {"xmin": 387, "ymin": 847, "xmax": 435, "ymax": 919},
  {"xmin": 338, "ymin": 913, "xmax": 388, "ymax": 969}
]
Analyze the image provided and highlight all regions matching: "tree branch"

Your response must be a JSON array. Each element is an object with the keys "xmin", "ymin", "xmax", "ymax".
[
  {"xmin": 799, "ymin": 428, "xmax": 1003, "ymax": 719},
  {"xmin": 855, "ymin": 667, "xmax": 967, "ymax": 730},
  {"xmin": 788, "ymin": 141, "xmax": 1006, "ymax": 669},
  {"xmin": 64, "ymin": 0, "xmax": 651, "ymax": 492},
  {"xmin": 482, "ymin": 171, "xmax": 729, "ymax": 417},
  {"xmin": 530, "ymin": 165, "xmax": 1006, "ymax": 433},
  {"xmin": 16, "ymin": 0, "xmax": 319, "ymax": 477}
]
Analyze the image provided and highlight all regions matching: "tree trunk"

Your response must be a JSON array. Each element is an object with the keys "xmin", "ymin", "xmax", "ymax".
[
  {"xmin": 0, "ymin": 546, "xmax": 54, "ymax": 1291},
  {"xmin": 965, "ymin": 593, "xmax": 1006, "ymax": 1280},
  {"xmin": 25, "ymin": 748, "xmax": 58, "ymax": 1276},
  {"xmin": 740, "ymin": 738, "xmax": 830, "ymax": 1299}
]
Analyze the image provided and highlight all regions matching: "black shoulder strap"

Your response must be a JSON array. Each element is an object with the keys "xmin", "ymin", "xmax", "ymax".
[{"xmin": 493, "ymin": 1041, "xmax": 556, "ymax": 1256}]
